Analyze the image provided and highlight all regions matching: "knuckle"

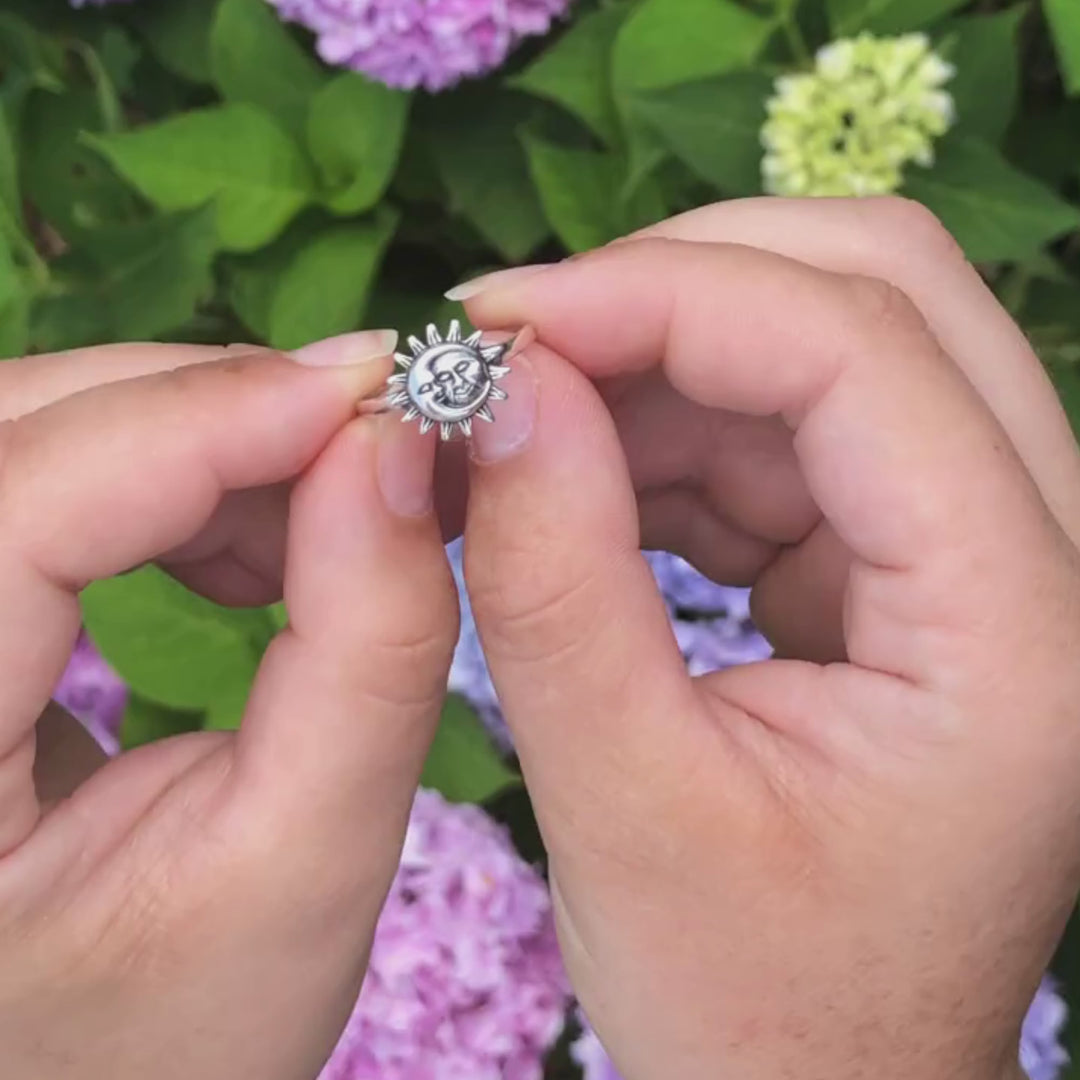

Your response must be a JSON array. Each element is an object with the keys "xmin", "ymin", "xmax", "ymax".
[
  {"xmin": 0, "ymin": 417, "xmax": 29, "ymax": 530},
  {"xmin": 370, "ymin": 621, "xmax": 459, "ymax": 684},
  {"xmin": 155, "ymin": 350, "xmax": 279, "ymax": 404},
  {"xmin": 354, "ymin": 603, "xmax": 460, "ymax": 711},
  {"xmin": 841, "ymin": 273, "xmax": 927, "ymax": 338},
  {"xmin": 467, "ymin": 554, "xmax": 604, "ymax": 665},
  {"xmin": 860, "ymin": 195, "xmax": 966, "ymax": 264}
]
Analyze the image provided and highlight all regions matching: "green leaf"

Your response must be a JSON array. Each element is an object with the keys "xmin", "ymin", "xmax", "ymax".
[
  {"xmin": 98, "ymin": 27, "xmax": 141, "ymax": 98},
  {"xmin": 61, "ymin": 207, "xmax": 218, "ymax": 341},
  {"xmin": 0, "ymin": 236, "xmax": 28, "ymax": 360},
  {"xmin": 129, "ymin": 0, "xmax": 219, "ymax": 83},
  {"xmin": 308, "ymin": 73, "xmax": 411, "ymax": 215},
  {"xmin": 941, "ymin": 8, "xmax": 1024, "ymax": 144},
  {"xmin": 22, "ymin": 89, "xmax": 140, "ymax": 235},
  {"xmin": 87, "ymin": 104, "xmax": 316, "ymax": 252},
  {"xmin": 0, "ymin": 108, "xmax": 23, "ymax": 244},
  {"xmin": 0, "ymin": 12, "xmax": 65, "ymax": 93},
  {"xmin": 29, "ymin": 294, "xmax": 110, "ymax": 355},
  {"xmin": 511, "ymin": 5, "xmax": 628, "ymax": 145},
  {"xmin": 630, "ymin": 71, "xmax": 771, "ymax": 196},
  {"xmin": 420, "ymin": 696, "xmax": 520, "ymax": 804},
  {"xmin": 1046, "ymin": 0, "xmax": 1080, "ymax": 96},
  {"xmin": 827, "ymin": 0, "xmax": 968, "ymax": 35},
  {"xmin": 612, "ymin": 0, "xmax": 775, "ymax": 95},
  {"xmin": 522, "ymin": 133, "xmax": 666, "ymax": 252},
  {"xmin": 204, "ymin": 680, "xmax": 251, "ymax": 731},
  {"xmin": 226, "ymin": 217, "xmax": 320, "ymax": 340},
  {"xmin": 1022, "ymin": 273, "xmax": 1080, "ymax": 367},
  {"xmin": 1006, "ymin": 101, "xmax": 1080, "ymax": 188},
  {"xmin": 267, "ymin": 208, "xmax": 399, "ymax": 351},
  {"xmin": 211, "ymin": 0, "xmax": 327, "ymax": 140},
  {"xmin": 81, "ymin": 565, "xmax": 261, "ymax": 711},
  {"xmin": 267, "ymin": 602, "xmax": 289, "ymax": 633},
  {"xmin": 120, "ymin": 694, "xmax": 202, "ymax": 751},
  {"xmin": 431, "ymin": 95, "xmax": 549, "ymax": 262},
  {"xmin": 1045, "ymin": 359, "xmax": 1080, "ymax": 444},
  {"xmin": 902, "ymin": 136, "xmax": 1080, "ymax": 263}
]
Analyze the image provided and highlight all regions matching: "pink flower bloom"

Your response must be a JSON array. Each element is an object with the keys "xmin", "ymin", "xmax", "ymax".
[
  {"xmin": 320, "ymin": 789, "xmax": 570, "ymax": 1079},
  {"xmin": 54, "ymin": 633, "xmax": 126, "ymax": 755},
  {"xmin": 266, "ymin": 0, "xmax": 573, "ymax": 92}
]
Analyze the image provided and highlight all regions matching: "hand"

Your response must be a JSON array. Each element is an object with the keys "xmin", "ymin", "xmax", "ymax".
[
  {"xmin": 0, "ymin": 338, "xmax": 459, "ymax": 1079},
  {"xmin": 456, "ymin": 197, "xmax": 1080, "ymax": 1080}
]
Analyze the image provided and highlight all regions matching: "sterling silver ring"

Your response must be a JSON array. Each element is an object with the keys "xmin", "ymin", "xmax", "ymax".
[{"xmin": 385, "ymin": 320, "xmax": 512, "ymax": 441}]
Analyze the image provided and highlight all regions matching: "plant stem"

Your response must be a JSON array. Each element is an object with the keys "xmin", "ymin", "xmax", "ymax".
[{"xmin": 781, "ymin": 10, "xmax": 812, "ymax": 67}]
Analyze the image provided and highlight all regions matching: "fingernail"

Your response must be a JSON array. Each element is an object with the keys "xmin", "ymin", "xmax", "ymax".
[
  {"xmin": 444, "ymin": 264, "xmax": 555, "ymax": 302},
  {"xmin": 376, "ymin": 413, "xmax": 437, "ymax": 518},
  {"xmin": 470, "ymin": 352, "xmax": 538, "ymax": 465},
  {"xmin": 290, "ymin": 329, "xmax": 399, "ymax": 367}
]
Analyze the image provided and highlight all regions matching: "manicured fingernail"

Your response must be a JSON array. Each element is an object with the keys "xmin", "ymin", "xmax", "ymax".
[
  {"xmin": 290, "ymin": 329, "xmax": 399, "ymax": 367},
  {"xmin": 376, "ymin": 413, "xmax": 437, "ymax": 518},
  {"xmin": 444, "ymin": 264, "xmax": 555, "ymax": 302},
  {"xmin": 469, "ymin": 352, "xmax": 538, "ymax": 464}
]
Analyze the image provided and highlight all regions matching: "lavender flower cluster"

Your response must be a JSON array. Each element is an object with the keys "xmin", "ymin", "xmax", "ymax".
[
  {"xmin": 70, "ymin": 0, "xmax": 572, "ymax": 91},
  {"xmin": 53, "ymin": 632, "xmax": 126, "ymax": 755},
  {"xmin": 320, "ymin": 788, "xmax": 569, "ymax": 1080},
  {"xmin": 264, "ymin": 0, "xmax": 572, "ymax": 92}
]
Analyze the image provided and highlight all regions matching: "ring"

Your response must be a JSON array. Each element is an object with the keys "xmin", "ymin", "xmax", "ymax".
[{"xmin": 385, "ymin": 321, "xmax": 512, "ymax": 440}]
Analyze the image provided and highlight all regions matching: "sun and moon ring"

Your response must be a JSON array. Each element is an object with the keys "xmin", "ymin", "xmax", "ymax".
[{"xmin": 385, "ymin": 320, "xmax": 512, "ymax": 440}]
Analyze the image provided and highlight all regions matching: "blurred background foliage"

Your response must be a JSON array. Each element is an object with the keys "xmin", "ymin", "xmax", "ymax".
[{"xmin": 5, "ymin": 0, "xmax": 1080, "ymax": 1073}]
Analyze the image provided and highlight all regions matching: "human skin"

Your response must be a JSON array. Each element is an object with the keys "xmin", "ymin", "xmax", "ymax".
[
  {"xmin": 0, "ymin": 194, "xmax": 1075, "ymax": 1080},
  {"xmin": 445, "ymin": 196, "xmax": 1080, "ymax": 1080},
  {"xmin": 0, "ymin": 336, "xmax": 462, "ymax": 1079}
]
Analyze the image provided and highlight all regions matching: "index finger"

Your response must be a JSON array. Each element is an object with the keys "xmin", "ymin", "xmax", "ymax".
[
  {"xmin": 0, "ymin": 346, "xmax": 392, "ymax": 855},
  {"xmin": 0, "ymin": 343, "xmax": 274, "ymax": 421},
  {"xmin": 462, "ymin": 239, "xmax": 1064, "ymax": 680}
]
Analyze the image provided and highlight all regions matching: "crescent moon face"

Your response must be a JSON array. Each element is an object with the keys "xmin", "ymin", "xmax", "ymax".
[{"xmin": 407, "ymin": 343, "xmax": 493, "ymax": 424}]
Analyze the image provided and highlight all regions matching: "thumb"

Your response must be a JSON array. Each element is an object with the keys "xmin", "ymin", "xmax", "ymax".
[
  {"xmin": 463, "ymin": 346, "xmax": 696, "ymax": 826},
  {"xmin": 227, "ymin": 411, "xmax": 459, "ymax": 885}
]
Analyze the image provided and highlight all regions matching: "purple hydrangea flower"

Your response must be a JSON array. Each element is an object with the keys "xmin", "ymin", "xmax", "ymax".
[
  {"xmin": 574, "ymin": 977, "xmax": 1071, "ymax": 1080},
  {"xmin": 54, "ymin": 633, "xmax": 126, "ymax": 755},
  {"xmin": 266, "ymin": 0, "xmax": 573, "ymax": 92},
  {"xmin": 447, "ymin": 538, "xmax": 514, "ymax": 750},
  {"xmin": 447, "ymin": 541, "xmax": 773, "ymax": 747},
  {"xmin": 319, "ymin": 788, "xmax": 570, "ymax": 1080},
  {"xmin": 1022, "ymin": 978, "xmax": 1070, "ymax": 1080},
  {"xmin": 570, "ymin": 1012, "xmax": 622, "ymax": 1080}
]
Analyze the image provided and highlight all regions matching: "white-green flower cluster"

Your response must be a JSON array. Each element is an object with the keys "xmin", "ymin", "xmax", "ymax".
[{"xmin": 762, "ymin": 32, "xmax": 956, "ymax": 198}]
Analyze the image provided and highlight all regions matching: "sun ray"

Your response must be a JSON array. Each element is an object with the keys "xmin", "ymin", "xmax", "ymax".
[{"xmin": 386, "ymin": 321, "xmax": 521, "ymax": 440}]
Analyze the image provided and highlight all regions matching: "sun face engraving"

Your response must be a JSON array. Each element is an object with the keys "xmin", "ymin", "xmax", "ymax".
[{"xmin": 385, "ymin": 320, "xmax": 512, "ymax": 440}]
